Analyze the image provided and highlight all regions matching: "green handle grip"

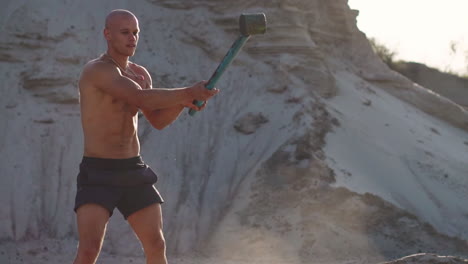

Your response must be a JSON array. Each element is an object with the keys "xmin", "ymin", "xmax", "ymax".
[{"xmin": 189, "ymin": 35, "xmax": 250, "ymax": 116}]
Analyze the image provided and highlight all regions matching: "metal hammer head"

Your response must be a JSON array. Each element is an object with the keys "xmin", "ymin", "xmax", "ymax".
[{"xmin": 239, "ymin": 13, "xmax": 267, "ymax": 36}]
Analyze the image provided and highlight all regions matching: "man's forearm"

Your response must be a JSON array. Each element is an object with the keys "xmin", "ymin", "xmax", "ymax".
[
  {"xmin": 144, "ymin": 105, "xmax": 185, "ymax": 130},
  {"xmin": 137, "ymin": 88, "xmax": 190, "ymax": 110}
]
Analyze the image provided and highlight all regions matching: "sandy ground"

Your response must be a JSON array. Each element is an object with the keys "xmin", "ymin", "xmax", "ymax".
[
  {"xmin": 0, "ymin": 238, "xmax": 303, "ymax": 264},
  {"xmin": 2, "ymin": 238, "xmax": 304, "ymax": 264},
  {"xmin": 3, "ymin": 239, "xmax": 468, "ymax": 264}
]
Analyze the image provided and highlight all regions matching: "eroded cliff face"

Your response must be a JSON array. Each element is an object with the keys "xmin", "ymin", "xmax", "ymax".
[{"xmin": 1, "ymin": 0, "xmax": 467, "ymax": 263}]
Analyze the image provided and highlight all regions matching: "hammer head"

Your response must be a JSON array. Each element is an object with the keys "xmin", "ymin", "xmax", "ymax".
[{"xmin": 239, "ymin": 13, "xmax": 267, "ymax": 36}]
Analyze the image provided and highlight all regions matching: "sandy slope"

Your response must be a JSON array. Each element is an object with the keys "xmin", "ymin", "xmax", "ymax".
[{"xmin": 325, "ymin": 70, "xmax": 468, "ymax": 240}]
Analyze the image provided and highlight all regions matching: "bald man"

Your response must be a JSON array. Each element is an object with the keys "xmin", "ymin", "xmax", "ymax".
[{"xmin": 73, "ymin": 9, "xmax": 218, "ymax": 264}]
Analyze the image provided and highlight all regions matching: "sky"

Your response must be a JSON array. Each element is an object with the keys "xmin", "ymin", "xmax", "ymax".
[{"xmin": 348, "ymin": 0, "xmax": 468, "ymax": 75}]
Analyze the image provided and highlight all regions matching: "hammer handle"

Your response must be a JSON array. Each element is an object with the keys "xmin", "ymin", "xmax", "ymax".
[{"xmin": 189, "ymin": 35, "xmax": 251, "ymax": 116}]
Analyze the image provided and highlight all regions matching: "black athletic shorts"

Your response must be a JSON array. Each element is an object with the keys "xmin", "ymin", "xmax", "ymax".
[{"xmin": 74, "ymin": 156, "xmax": 164, "ymax": 219}]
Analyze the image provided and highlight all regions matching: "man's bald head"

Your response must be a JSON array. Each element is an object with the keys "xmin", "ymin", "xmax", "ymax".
[
  {"xmin": 105, "ymin": 9, "xmax": 137, "ymax": 29},
  {"xmin": 103, "ymin": 9, "xmax": 140, "ymax": 57}
]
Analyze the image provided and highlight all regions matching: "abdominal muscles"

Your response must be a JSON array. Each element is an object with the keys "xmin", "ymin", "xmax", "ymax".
[{"xmin": 82, "ymin": 96, "xmax": 141, "ymax": 159}]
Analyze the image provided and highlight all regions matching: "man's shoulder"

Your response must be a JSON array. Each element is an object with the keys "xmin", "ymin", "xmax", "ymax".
[
  {"xmin": 83, "ymin": 57, "xmax": 115, "ymax": 73},
  {"xmin": 81, "ymin": 57, "xmax": 118, "ymax": 80},
  {"xmin": 79, "ymin": 57, "xmax": 119, "ymax": 92},
  {"xmin": 129, "ymin": 61, "xmax": 153, "ymax": 87}
]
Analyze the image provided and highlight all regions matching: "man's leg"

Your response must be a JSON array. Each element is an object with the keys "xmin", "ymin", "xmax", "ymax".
[
  {"xmin": 127, "ymin": 203, "xmax": 167, "ymax": 264},
  {"xmin": 73, "ymin": 204, "xmax": 110, "ymax": 264}
]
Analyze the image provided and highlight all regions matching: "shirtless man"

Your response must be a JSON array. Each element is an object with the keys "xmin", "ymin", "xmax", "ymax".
[{"xmin": 73, "ymin": 9, "xmax": 218, "ymax": 264}]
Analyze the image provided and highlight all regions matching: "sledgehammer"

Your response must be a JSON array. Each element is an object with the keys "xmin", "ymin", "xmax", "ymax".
[{"xmin": 189, "ymin": 13, "xmax": 267, "ymax": 116}]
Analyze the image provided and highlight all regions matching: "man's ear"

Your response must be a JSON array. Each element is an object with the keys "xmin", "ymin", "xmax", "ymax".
[{"xmin": 103, "ymin": 28, "xmax": 111, "ymax": 41}]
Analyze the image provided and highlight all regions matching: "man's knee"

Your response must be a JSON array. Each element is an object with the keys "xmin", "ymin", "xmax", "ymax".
[{"xmin": 144, "ymin": 234, "xmax": 166, "ymax": 255}]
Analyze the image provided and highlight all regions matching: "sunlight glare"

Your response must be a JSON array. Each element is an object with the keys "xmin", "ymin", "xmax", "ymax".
[{"xmin": 348, "ymin": 0, "xmax": 468, "ymax": 74}]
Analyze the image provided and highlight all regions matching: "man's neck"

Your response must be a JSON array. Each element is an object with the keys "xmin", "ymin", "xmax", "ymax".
[{"xmin": 105, "ymin": 49, "xmax": 129, "ymax": 69}]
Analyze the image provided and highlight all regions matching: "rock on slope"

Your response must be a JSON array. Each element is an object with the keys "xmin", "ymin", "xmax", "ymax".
[{"xmin": 0, "ymin": 0, "xmax": 467, "ymax": 263}]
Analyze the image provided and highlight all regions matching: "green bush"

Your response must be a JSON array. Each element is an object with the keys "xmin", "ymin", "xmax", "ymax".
[{"xmin": 368, "ymin": 37, "xmax": 397, "ymax": 67}]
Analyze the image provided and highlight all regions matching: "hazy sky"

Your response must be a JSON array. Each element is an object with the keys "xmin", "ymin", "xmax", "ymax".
[{"xmin": 348, "ymin": 0, "xmax": 468, "ymax": 74}]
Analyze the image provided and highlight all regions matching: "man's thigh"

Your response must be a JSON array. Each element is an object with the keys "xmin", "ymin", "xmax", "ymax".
[
  {"xmin": 127, "ymin": 203, "xmax": 164, "ymax": 244},
  {"xmin": 76, "ymin": 204, "xmax": 110, "ymax": 244}
]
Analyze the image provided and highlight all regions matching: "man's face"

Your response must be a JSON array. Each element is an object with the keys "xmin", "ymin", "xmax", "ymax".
[{"xmin": 104, "ymin": 15, "xmax": 139, "ymax": 57}]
